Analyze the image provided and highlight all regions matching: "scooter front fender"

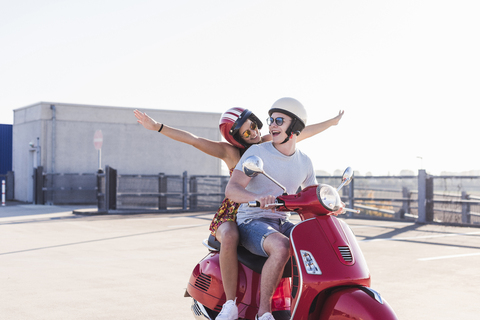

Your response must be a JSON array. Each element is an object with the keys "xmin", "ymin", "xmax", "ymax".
[{"xmin": 318, "ymin": 287, "xmax": 398, "ymax": 320}]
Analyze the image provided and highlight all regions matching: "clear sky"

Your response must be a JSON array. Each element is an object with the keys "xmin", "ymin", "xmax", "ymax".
[{"xmin": 1, "ymin": 0, "xmax": 479, "ymax": 176}]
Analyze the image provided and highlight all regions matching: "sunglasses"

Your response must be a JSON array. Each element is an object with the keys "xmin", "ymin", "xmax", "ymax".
[
  {"xmin": 266, "ymin": 117, "xmax": 285, "ymax": 126},
  {"xmin": 241, "ymin": 121, "xmax": 258, "ymax": 139}
]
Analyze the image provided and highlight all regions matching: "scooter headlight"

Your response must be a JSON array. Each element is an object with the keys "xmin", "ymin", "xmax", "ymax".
[{"xmin": 316, "ymin": 184, "xmax": 341, "ymax": 212}]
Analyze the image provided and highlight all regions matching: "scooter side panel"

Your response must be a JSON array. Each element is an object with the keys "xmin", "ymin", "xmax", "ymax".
[
  {"xmin": 187, "ymin": 252, "xmax": 290, "ymax": 319},
  {"xmin": 187, "ymin": 252, "xmax": 253, "ymax": 313},
  {"xmin": 290, "ymin": 217, "xmax": 370, "ymax": 319},
  {"xmin": 336, "ymin": 218, "xmax": 370, "ymax": 272},
  {"xmin": 187, "ymin": 253, "xmax": 227, "ymax": 313},
  {"xmin": 318, "ymin": 288, "xmax": 398, "ymax": 320}
]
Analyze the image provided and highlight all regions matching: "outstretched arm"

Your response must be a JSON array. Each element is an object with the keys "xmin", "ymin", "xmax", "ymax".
[
  {"xmin": 297, "ymin": 110, "xmax": 344, "ymax": 142},
  {"xmin": 260, "ymin": 110, "xmax": 344, "ymax": 143},
  {"xmin": 134, "ymin": 109, "xmax": 239, "ymax": 168}
]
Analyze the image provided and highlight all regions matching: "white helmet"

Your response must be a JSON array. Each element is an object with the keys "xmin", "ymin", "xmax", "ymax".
[{"xmin": 268, "ymin": 97, "xmax": 307, "ymax": 143}]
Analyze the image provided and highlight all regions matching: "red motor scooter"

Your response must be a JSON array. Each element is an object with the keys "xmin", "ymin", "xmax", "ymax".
[{"xmin": 186, "ymin": 156, "xmax": 398, "ymax": 320}]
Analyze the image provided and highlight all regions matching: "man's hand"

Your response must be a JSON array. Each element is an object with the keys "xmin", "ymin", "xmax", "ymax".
[{"xmin": 258, "ymin": 195, "xmax": 277, "ymax": 211}]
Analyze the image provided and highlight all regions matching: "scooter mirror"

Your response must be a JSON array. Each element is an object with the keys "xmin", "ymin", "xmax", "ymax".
[
  {"xmin": 242, "ymin": 155, "xmax": 288, "ymax": 195},
  {"xmin": 337, "ymin": 167, "xmax": 353, "ymax": 192},
  {"xmin": 243, "ymin": 155, "xmax": 264, "ymax": 177},
  {"xmin": 342, "ymin": 167, "xmax": 353, "ymax": 185}
]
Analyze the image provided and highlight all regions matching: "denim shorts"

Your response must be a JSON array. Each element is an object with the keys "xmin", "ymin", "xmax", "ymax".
[{"xmin": 238, "ymin": 217, "xmax": 295, "ymax": 257}]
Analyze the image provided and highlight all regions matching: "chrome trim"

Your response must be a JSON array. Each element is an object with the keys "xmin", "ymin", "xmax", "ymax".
[
  {"xmin": 289, "ymin": 220, "xmax": 307, "ymax": 319},
  {"xmin": 191, "ymin": 299, "xmax": 213, "ymax": 319},
  {"xmin": 202, "ymin": 238, "xmax": 218, "ymax": 251},
  {"xmin": 338, "ymin": 246, "xmax": 353, "ymax": 262},
  {"xmin": 360, "ymin": 287, "xmax": 384, "ymax": 304}
]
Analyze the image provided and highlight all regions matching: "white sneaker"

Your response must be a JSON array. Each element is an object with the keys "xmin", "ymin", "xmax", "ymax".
[
  {"xmin": 216, "ymin": 299, "xmax": 238, "ymax": 320},
  {"xmin": 255, "ymin": 312, "xmax": 275, "ymax": 320}
]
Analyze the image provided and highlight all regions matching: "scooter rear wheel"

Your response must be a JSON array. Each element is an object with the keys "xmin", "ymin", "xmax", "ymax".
[
  {"xmin": 190, "ymin": 298, "xmax": 291, "ymax": 320},
  {"xmin": 272, "ymin": 310, "xmax": 291, "ymax": 320}
]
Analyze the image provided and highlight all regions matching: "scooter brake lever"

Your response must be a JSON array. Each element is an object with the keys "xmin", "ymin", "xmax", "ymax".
[
  {"xmin": 247, "ymin": 201, "xmax": 283, "ymax": 208},
  {"xmin": 265, "ymin": 202, "xmax": 282, "ymax": 208}
]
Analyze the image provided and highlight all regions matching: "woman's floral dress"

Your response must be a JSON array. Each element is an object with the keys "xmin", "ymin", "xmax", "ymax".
[{"xmin": 208, "ymin": 168, "xmax": 240, "ymax": 237}]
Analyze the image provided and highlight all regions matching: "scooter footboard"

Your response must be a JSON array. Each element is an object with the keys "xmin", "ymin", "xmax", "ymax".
[{"xmin": 318, "ymin": 287, "xmax": 398, "ymax": 320}]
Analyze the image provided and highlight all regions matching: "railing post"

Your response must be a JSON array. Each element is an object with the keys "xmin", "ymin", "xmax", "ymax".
[
  {"xmin": 396, "ymin": 187, "xmax": 409, "ymax": 219},
  {"xmin": 426, "ymin": 175, "xmax": 434, "ymax": 221},
  {"xmin": 36, "ymin": 166, "xmax": 45, "ymax": 205},
  {"xmin": 183, "ymin": 171, "xmax": 188, "ymax": 210},
  {"xmin": 105, "ymin": 165, "xmax": 117, "ymax": 211},
  {"xmin": 190, "ymin": 176, "xmax": 198, "ymax": 210},
  {"xmin": 158, "ymin": 173, "xmax": 167, "ymax": 210},
  {"xmin": 97, "ymin": 169, "xmax": 106, "ymax": 213},
  {"xmin": 418, "ymin": 170, "xmax": 434, "ymax": 223},
  {"xmin": 347, "ymin": 177, "xmax": 354, "ymax": 218},
  {"xmin": 418, "ymin": 170, "xmax": 427, "ymax": 223},
  {"xmin": 461, "ymin": 191, "xmax": 471, "ymax": 224}
]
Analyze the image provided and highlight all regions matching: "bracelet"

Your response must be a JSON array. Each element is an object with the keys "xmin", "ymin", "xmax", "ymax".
[{"xmin": 158, "ymin": 123, "xmax": 164, "ymax": 132}]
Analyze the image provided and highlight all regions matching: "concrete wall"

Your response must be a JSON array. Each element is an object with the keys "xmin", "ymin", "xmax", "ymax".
[{"xmin": 13, "ymin": 102, "xmax": 222, "ymax": 202}]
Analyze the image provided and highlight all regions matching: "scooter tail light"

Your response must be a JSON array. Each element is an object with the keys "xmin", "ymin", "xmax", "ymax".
[{"xmin": 271, "ymin": 278, "xmax": 292, "ymax": 310}]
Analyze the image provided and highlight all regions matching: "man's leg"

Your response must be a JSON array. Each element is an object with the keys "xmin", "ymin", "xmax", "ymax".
[{"xmin": 257, "ymin": 232, "xmax": 290, "ymax": 317}]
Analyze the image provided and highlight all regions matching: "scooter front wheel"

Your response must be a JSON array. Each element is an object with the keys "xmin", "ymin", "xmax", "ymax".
[{"xmin": 318, "ymin": 287, "xmax": 398, "ymax": 320}]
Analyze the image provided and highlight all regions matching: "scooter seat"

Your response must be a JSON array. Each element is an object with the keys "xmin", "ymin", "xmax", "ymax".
[{"xmin": 207, "ymin": 234, "xmax": 291, "ymax": 278}]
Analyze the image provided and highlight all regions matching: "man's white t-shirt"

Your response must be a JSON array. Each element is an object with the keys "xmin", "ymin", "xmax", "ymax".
[{"xmin": 234, "ymin": 142, "xmax": 317, "ymax": 224}]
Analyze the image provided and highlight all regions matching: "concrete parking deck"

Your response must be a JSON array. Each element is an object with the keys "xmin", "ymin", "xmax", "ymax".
[{"xmin": 1, "ymin": 203, "xmax": 479, "ymax": 319}]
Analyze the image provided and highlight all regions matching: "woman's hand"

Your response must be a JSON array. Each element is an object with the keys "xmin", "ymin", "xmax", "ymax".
[
  {"xmin": 330, "ymin": 201, "xmax": 346, "ymax": 216},
  {"xmin": 134, "ymin": 109, "xmax": 161, "ymax": 131},
  {"xmin": 332, "ymin": 110, "xmax": 345, "ymax": 126}
]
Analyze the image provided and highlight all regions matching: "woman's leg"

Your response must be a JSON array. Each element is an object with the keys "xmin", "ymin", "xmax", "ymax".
[{"xmin": 215, "ymin": 221, "xmax": 239, "ymax": 301}]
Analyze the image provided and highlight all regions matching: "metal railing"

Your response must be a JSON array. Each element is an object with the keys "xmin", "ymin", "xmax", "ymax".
[
  {"xmin": 96, "ymin": 166, "xmax": 228, "ymax": 213},
  {"xmin": 30, "ymin": 165, "xmax": 480, "ymax": 226},
  {"xmin": 329, "ymin": 170, "xmax": 480, "ymax": 226},
  {"xmin": 43, "ymin": 172, "xmax": 98, "ymax": 205}
]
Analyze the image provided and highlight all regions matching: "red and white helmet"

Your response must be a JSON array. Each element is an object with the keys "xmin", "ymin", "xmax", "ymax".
[{"xmin": 219, "ymin": 107, "xmax": 263, "ymax": 149}]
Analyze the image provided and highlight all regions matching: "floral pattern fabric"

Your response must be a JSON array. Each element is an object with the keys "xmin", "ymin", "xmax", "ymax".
[{"xmin": 209, "ymin": 168, "xmax": 240, "ymax": 237}]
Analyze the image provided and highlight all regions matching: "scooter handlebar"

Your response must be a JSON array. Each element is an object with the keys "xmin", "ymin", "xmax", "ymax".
[
  {"xmin": 248, "ymin": 201, "xmax": 260, "ymax": 207},
  {"xmin": 344, "ymin": 208, "xmax": 361, "ymax": 214},
  {"xmin": 247, "ymin": 201, "xmax": 282, "ymax": 208}
]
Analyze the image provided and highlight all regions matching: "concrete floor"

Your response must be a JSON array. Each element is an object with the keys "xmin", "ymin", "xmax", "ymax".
[{"xmin": 1, "ymin": 203, "xmax": 479, "ymax": 319}]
